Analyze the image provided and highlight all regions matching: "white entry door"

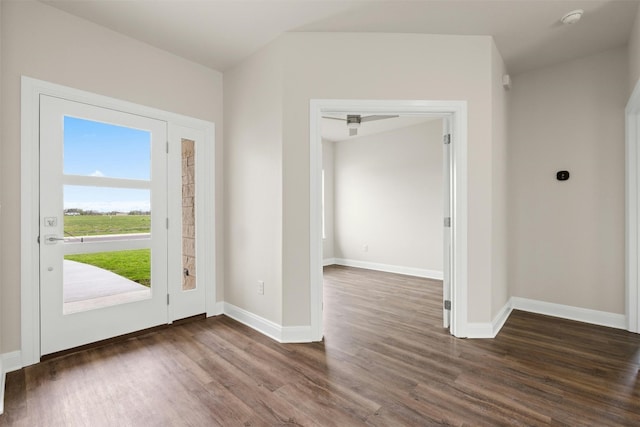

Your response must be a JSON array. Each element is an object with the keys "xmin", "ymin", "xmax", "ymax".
[{"xmin": 39, "ymin": 95, "xmax": 169, "ymax": 355}]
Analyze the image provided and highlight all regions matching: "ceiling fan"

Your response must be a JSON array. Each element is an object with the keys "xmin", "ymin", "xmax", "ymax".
[{"xmin": 322, "ymin": 114, "xmax": 399, "ymax": 136}]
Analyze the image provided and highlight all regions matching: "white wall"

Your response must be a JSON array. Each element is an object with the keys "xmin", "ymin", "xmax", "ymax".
[
  {"xmin": 322, "ymin": 139, "xmax": 335, "ymax": 261},
  {"xmin": 509, "ymin": 47, "xmax": 627, "ymax": 314},
  {"xmin": 224, "ymin": 31, "xmax": 507, "ymax": 331},
  {"xmin": 1, "ymin": 1, "xmax": 224, "ymax": 352},
  {"xmin": 332, "ymin": 121, "xmax": 443, "ymax": 275},
  {"xmin": 281, "ymin": 33, "xmax": 498, "ymax": 326},
  {"xmin": 223, "ymin": 40, "xmax": 284, "ymax": 324},
  {"xmin": 491, "ymin": 41, "xmax": 510, "ymax": 317}
]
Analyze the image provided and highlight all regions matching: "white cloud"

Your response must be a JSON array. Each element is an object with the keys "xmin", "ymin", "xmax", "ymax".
[{"xmin": 90, "ymin": 170, "xmax": 105, "ymax": 177}]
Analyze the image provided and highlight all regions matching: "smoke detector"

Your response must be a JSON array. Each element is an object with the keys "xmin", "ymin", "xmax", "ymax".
[{"xmin": 561, "ymin": 9, "xmax": 584, "ymax": 25}]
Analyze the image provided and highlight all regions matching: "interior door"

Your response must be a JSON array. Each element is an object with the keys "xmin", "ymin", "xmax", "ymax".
[
  {"xmin": 39, "ymin": 95, "xmax": 169, "ymax": 355},
  {"xmin": 442, "ymin": 117, "xmax": 452, "ymax": 329}
]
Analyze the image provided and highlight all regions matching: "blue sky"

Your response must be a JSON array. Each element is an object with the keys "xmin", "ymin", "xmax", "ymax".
[{"xmin": 63, "ymin": 116, "xmax": 152, "ymax": 212}]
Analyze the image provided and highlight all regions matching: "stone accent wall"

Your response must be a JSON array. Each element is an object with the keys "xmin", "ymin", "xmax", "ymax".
[{"xmin": 182, "ymin": 139, "xmax": 196, "ymax": 290}]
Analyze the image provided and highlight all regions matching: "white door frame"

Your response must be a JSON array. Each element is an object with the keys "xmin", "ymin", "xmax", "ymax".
[
  {"xmin": 20, "ymin": 76, "xmax": 217, "ymax": 366},
  {"xmin": 442, "ymin": 116, "xmax": 453, "ymax": 329},
  {"xmin": 626, "ymin": 82, "xmax": 640, "ymax": 333},
  {"xmin": 309, "ymin": 99, "xmax": 469, "ymax": 340}
]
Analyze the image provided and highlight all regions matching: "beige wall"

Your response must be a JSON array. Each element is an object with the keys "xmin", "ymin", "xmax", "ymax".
[
  {"xmin": 322, "ymin": 139, "xmax": 335, "ymax": 261},
  {"xmin": 333, "ymin": 121, "xmax": 443, "ymax": 272},
  {"xmin": 629, "ymin": 5, "xmax": 640, "ymax": 93},
  {"xmin": 1, "ymin": 1, "xmax": 224, "ymax": 352},
  {"xmin": 223, "ymin": 32, "xmax": 500, "ymax": 328},
  {"xmin": 281, "ymin": 33, "xmax": 497, "ymax": 325},
  {"xmin": 223, "ymin": 39, "xmax": 284, "ymax": 323},
  {"xmin": 491, "ymin": 41, "xmax": 510, "ymax": 318},
  {"xmin": 509, "ymin": 47, "xmax": 627, "ymax": 314}
]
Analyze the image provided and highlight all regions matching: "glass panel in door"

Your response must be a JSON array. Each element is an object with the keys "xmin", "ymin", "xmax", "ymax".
[
  {"xmin": 63, "ymin": 185, "xmax": 152, "ymax": 315},
  {"xmin": 182, "ymin": 139, "xmax": 196, "ymax": 291}
]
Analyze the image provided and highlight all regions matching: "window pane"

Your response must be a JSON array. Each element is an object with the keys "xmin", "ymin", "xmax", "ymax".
[
  {"xmin": 182, "ymin": 139, "xmax": 196, "ymax": 291},
  {"xmin": 64, "ymin": 249, "xmax": 151, "ymax": 314},
  {"xmin": 63, "ymin": 116, "xmax": 151, "ymax": 180},
  {"xmin": 64, "ymin": 186, "xmax": 150, "ymax": 238}
]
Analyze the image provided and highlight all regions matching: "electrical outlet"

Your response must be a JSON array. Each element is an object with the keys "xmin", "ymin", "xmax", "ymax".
[
  {"xmin": 363, "ymin": 244, "xmax": 368, "ymax": 252},
  {"xmin": 257, "ymin": 280, "xmax": 264, "ymax": 295}
]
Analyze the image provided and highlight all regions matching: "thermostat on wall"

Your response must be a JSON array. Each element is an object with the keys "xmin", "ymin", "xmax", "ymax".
[{"xmin": 556, "ymin": 171, "xmax": 570, "ymax": 181}]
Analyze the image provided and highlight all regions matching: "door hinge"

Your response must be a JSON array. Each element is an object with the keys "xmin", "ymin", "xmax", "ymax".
[
  {"xmin": 444, "ymin": 217, "xmax": 451, "ymax": 227},
  {"xmin": 443, "ymin": 134, "xmax": 451, "ymax": 145},
  {"xmin": 444, "ymin": 300, "xmax": 451, "ymax": 310},
  {"xmin": 37, "ymin": 235, "xmax": 40, "ymax": 244},
  {"xmin": 166, "ymin": 218, "xmax": 169, "ymax": 229},
  {"xmin": 166, "ymin": 141, "xmax": 169, "ymax": 154},
  {"xmin": 167, "ymin": 294, "xmax": 170, "ymax": 305}
]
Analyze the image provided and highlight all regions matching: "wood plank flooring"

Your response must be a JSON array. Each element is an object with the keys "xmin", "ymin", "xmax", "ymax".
[{"xmin": 2, "ymin": 264, "xmax": 640, "ymax": 426}]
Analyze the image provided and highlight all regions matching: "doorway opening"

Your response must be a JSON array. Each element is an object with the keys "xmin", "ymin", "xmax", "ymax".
[
  {"xmin": 320, "ymin": 115, "xmax": 447, "ymax": 335},
  {"xmin": 309, "ymin": 100, "xmax": 469, "ymax": 341}
]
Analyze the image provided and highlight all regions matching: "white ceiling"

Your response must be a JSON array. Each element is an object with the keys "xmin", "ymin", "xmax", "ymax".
[
  {"xmin": 41, "ymin": 0, "xmax": 638, "ymax": 75},
  {"xmin": 322, "ymin": 115, "xmax": 439, "ymax": 142}
]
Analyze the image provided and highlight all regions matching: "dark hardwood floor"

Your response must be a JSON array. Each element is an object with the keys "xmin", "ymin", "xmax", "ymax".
[{"xmin": 2, "ymin": 265, "xmax": 640, "ymax": 426}]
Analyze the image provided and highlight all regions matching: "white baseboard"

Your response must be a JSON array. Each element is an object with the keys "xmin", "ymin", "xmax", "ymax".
[
  {"xmin": 323, "ymin": 258, "xmax": 336, "ymax": 266},
  {"xmin": 465, "ymin": 300, "xmax": 513, "ymax": 339},
  {"xmin": 222, "ymin": 303, "xmax": 313, "ymax": 343},
  {"xmin": 332, "ymin": 258, "xmax": 443, "ymax": 280},
  {"xmin": 464, "ymin": 322, "xmax": 494, "ymax": 338},
  {"xmin": 492, "ymin": 300, "xmax": 514, "ymax": 337},
  {"xmin": 463, "ymin": 297, "xmax": 625, "ymax": 338},
  {"xmin": 2, "ymin": 351, "xmax": 22, "ymax": 374},
  {"xmin": 1, "ymin": 351, "xmax": 22, "ymax": 415},
  {"xmin": 510, "ymin": 297, "xmax": 626, "ymax": 330},
  {"xmin": 281, "ymin": 325, "xmax": 313, "ymax": 343},
  {"xmin": 223, "ymin": 303, "xmax": 282, "ymax": 342},
  {"xmin": 208, "ymin": 301, "xmax": 224, "ymax": 316}
]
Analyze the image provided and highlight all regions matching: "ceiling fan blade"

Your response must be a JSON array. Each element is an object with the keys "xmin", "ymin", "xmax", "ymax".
[
  {"xmin": 349, "ymin": 128, "xmax": 358, "ymax": 136},
  {"xmin": 322, "ymin": 116, "xmax": 347, "ymax": 121},
  {"xmin": 360, "ymin": 115, "xmax": 400, "ymax": 123}
]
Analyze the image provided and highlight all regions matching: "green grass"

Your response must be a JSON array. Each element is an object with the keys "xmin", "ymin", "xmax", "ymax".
[
  {"xmin": 65, "ymin": 249, "xmax": 151, "ymax": 287},
  {"xmin": 64, "ymin": 215, "xmax": 150, "ymax": 237},
  {"xmin": 64, "ymin": 216, "xmax": 151, "ymax": 287}
]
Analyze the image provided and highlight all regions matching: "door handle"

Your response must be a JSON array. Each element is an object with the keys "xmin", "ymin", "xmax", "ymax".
[{"xmin": 44, "ymin": 235, "xmax": 65, "ymax": 245}]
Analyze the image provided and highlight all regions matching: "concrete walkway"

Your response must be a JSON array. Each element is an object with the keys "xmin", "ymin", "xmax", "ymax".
[{"xmin": 63, "ymin": 260, "xmax": 150, "ymax": 314}]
